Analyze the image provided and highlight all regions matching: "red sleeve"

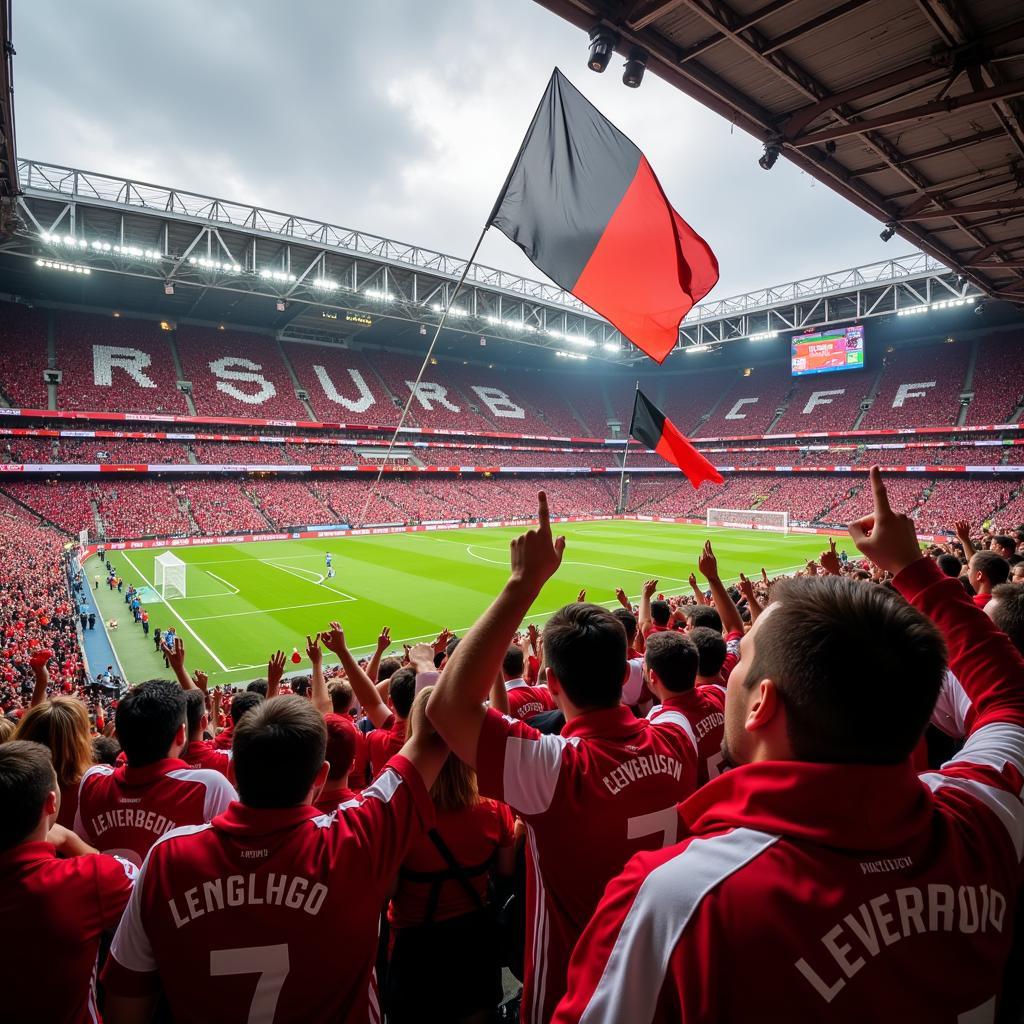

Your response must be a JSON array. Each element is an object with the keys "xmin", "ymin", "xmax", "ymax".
[
  {"xmin": 495, "ymin": 801, "xmax": 516, "ymax": 847},
  {"xmin": 720, "ymin": 630, "xmax": 743, "ymax": 680},
  {"xmin": 93, "ymin": 854, "xmax": 138, "ymax": 930}
]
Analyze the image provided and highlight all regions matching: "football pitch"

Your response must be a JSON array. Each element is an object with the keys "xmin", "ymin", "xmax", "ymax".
[{"xmin": 90, "ymin": 521, "xmax": 843, "ymax": 686}]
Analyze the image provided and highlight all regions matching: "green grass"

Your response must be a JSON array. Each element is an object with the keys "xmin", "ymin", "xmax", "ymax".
[{"xmin": 91, "ymin": 522, "xmax": 843, "ymax": 686}]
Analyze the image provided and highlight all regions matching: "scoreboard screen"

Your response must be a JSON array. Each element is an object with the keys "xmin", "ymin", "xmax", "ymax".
[{"xmin": 790, "ymin": 325, "xmax": 865, "ymax": 377}]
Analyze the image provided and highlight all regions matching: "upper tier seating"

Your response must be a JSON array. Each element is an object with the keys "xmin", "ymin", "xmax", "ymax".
[
  {"xmin": 0, "ymin": 304, "xmax": 50, "ymax": 409},
  {"xmin": 965, "ymin": 331, "xmax": 1024, "ymax": 425},
  {"xmin": 175, "ymin": 327, "xmax": 307, "ymax": 420},
  {"xmin": 55, "ymin": 313, "xmax": 189, "ymax": 414},
  {"xmin": 694, "ymin": 363, "xmax": 794, "ymax": 438},
  {"xmin": 771, "ymin": 369, "xmax": 876, "ymax": 434},
  {"xmin": 859, "ymin": 341, "xmax": 970, "ymax": 430}
]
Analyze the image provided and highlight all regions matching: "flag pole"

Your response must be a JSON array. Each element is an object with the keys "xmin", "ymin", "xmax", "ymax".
[
  {"xmin": 358, "ymin": 225, "xmax": 490, "ymax": 527},
  {"xmin": 617, "ymin": 381, "xmax": 639, "ymax": 515}
]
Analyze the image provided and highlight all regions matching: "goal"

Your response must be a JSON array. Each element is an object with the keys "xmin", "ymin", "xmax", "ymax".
[
  {"xmin": 706, "ymin": 508, "xmax": 790, "ymax": 534},
  {"xmin": 154, "ymin": 552, "xmax": 187, "ymax": 600}
]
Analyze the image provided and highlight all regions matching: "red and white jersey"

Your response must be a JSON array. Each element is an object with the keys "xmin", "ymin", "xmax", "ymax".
[
  {"xmin": 75, "ymin": 757, "xmax": 237, "ymax": 867},
  {"xmin": 720, "ymin": 628, "xmax": 742, "ymax": 683},
  {"xmin": 648, "ymin": 685, "xmax": 726, "ymax": 786},
  {"xmin": 0, "ymin": 841, "xmax": 136, "ymax": 1024},
  {"xmin": 476, "ymin": 703, "xmax": 698, "ymax": 1024},
  {"xmin": 102, "ymin": 756, "xmax": 432, "ymax": 1024},
  {"xmin": 184, "ymin": 738, "xmax": 232, "ymax": 777},
  {"xmin": 554, "ymin": 558, "xmax": 1024, "ymax": 1024},
  {"xmin": 505, "ymin": 678, "xmax": 556, "ymax": 721}
]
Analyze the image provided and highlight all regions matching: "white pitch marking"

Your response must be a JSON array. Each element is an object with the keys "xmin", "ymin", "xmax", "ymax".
[
  {"xmin": 257, "ymin": 558, "xmax": 356, "ymax": 601},
  {"xmin": 122, "ymin": 554, "xmax": 229, "ymax": 672},
  {"xmin": 464, "ymin": 544, "xmax": 690, "ymax": 583},
  {"xmin": 190, "ymin": 598, "xmax": 356, "ymax": 622}
]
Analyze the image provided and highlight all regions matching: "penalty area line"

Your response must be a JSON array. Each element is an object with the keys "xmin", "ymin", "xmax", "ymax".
[{"xmin": 122, "ymin": 554, "xmax": 229, "ymax": 673}]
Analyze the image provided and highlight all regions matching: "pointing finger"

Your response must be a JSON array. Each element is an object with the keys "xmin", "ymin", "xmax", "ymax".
[
  {"xmin": 869, "ymin": 466, "xmax": 892, "ymax": 517},
  {"xmin": 537, "ymin": 491, "xmax": 551, "ymax": 534}
]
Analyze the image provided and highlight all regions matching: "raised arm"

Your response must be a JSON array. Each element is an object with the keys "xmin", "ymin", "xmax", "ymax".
[
  {"xmin": 697, "ymin": 541, "xmax": 744, "ymax": 636},
  {"xmin": 366, "ymin": 626, "xmax": 390, "ymax": 683},
  {"xmin": 687, "ymin": 572, "xmax": 708, "ymax": 606},
  {"xmin": 954, "ymin": 519, "xmax": 976, "ymax": 558},
  {"xmin": 265, "ymin": 650, "xmax": 286, "ymax": 700},
  {"xmin": 29, "ymin": 651, "xmax": 51, "ymax": 708},
  {"xmin": 427, "ymin": 492, "xmax": 565, "ymax": 766},
  {"xmin": 637, "ymin": 578, "xmax": 658, "ymax": 637},
  {"xmin": 161, "ymin": 637, "xmax": 196, "ymax": 691},
  {"xmin": 322, "ymin": 622, "xmax": 392, "ymax": 728},
  {"xmin": 737, "ymin": 572, "xmax": 762, "ymax": 623},
  {"xmin": 305, "ymin": 634, "xmax": 331, "ymax": 716},
  {"xmin": 489, "ymin": 669, "xmax": 510, "ymax": 716}
]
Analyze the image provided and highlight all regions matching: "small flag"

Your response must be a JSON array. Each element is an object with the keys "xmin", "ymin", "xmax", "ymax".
[
  {"xmin": 489, "ymin": 69, "xmax": 718, "ymax": 364},
  {"xmin": 291, "ymin": 648, "xmax": 301, "ymax": 665},
  {"xmin": 629, "ymin": 389, "xmax": 723, "ymax": 487}
]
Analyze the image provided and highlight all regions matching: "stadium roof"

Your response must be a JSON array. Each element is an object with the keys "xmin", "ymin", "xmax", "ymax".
[
  {"xmin": 533, "ymin": 0, "xmax": 1024, "ymax": 303},
  {"xmin": 0, "ymin": 0, "xmax": 18, "ymax": 222}
]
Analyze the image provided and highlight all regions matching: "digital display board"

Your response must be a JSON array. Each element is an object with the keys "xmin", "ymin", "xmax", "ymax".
[{"xmin": 790, "ymin": 325, "xmax": 865, "ymax": 377}]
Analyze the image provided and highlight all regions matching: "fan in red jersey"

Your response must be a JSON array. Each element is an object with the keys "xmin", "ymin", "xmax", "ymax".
[
  {"xmin": 181, "ymin": 689, "xmax": 231, "ymax": 777},
  {"xmin": 554, "ymin": 468, "xmax": 1024, "ymax": 1023},
  {"xmin": 501, "ymin": 643, "xmax": 555, "ymax": 722},
  {"xmin": 102, "ymin": 694, "xmax": 448, "ymax": 1024},
  {"xmin": 312, "ymin": 713, "xmax": 361, "ymax": 813},
  {"xmin": 426, "ymin": 493, "xmax": 701, "ymax": 1024},
  {"xmin": 0, "ymin": 741, "xmax": 137, "ymax": 1024},
  {"xmin": 74, "ymin": 679, "xmax": 236, "ymax": 866}
]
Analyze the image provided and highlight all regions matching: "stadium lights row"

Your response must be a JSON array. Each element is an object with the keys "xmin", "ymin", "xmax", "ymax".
[
  {"xmin": 190, "ymin": 256, "xmax": 242, "ymax": 273},
  {"xmin": 41, "ymin": 233, "xmax": 163, "ymax": 262},
  {"xmin": 555, "ymin": 350, "xmax": 588, "ymax": 361},
  {"xmin": 749, "ymin": 331, "xmax": 778, "ymax": 341},
  {"xmin": 897, "ymin": 297, "xmax": 975, "ymax": 316},
  {"xmin": 36, "ymin": 259, "xmax": 91, "ymax": 275}
]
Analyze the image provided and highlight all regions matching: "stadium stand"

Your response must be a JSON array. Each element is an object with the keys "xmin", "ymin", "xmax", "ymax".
[
  {"xmin": 284, "ymin": 342, "xmax": 399, "ymax": 425},
  {"xmin": 859, "ymin": 340, "xmax": 970, "ymax": 429},
  {"xmin": 771, "ymin": 368, "xmax": 876, "ymax": 433},
  {"xmin": 175, "ymin": 327, "xmax": 307, "ymax": 420},
  {"xmin": 694, "ymin": 363, "xmax": 794, "ymax": 437},
  {"xmin": 1, "ymin": 436, "xmax": 56, "ymax": 463},
  {"xmin": 96, "ymin": 481, "xmax": 193, "ymax": 540},
  {"xmin": 175, "ymin": 480, "xmax": 268, "ymax": 535},
  {"xmin": 246, "ymin": 480, "xmax": 338, "ymax": 528},
  {"xmin": 657, "ymin": 368, "xmax": 739, "ymax": 437},
  {"xmin": 189, "ymin": 441, "xmax": 293, "ymax": 465},
  {"xmin": 54, "ymin": 312, "xmax": 189, "ymax": 414},
  {"xmin": 965, "ymin": 331, "xmax": 1024, "ymax": 425},
  {"xmin": 0, "ymin": 303, "xmax": 50, "ymax": 409},
  {"xmin": 2, "ymin": 480, "xmax": 99, "ymax": 535},
  {"xmin": 53, "ymin": 439, "xmax": 190, "ymax": 464}
]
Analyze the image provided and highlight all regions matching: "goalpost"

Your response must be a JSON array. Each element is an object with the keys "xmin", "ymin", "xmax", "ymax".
[
  {"xmin": 706, "ymin": 508, "xmax": 790, "ymax": 534},
  {"xmin": 154, "ymin": 552, "xmax": 187, "ymax": 600}
]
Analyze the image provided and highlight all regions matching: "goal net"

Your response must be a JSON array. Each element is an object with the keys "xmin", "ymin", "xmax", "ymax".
[
  {"xmin": 154, "ymin": 552, "xmax": 187, "ymax": 600},
  {"xmin": 706, "ymin": 508, "xmax": 790, "ymax": 534}
]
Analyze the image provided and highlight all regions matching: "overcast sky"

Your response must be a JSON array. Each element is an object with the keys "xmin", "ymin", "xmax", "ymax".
[{"xmin": 13, "ymin": 0, "xmax": 915, "ymax": 301}]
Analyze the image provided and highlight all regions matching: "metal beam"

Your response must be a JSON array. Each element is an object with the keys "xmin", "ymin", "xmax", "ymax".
[{"xmin": 897, "ymin": 197, "xmax": 1024, "ymax": 221}]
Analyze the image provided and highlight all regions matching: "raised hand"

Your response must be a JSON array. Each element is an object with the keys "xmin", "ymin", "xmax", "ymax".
[
  {"xmin": 267, "ymin": 650, "xmax": 286, "ymax": 691},
  {"xmin": 508, "ymin": 492, "xmax": 566, "ymax": 592},
  {"xmin": 409, "ymin": 642, "xmax": 436, "ymax": 672},
  {"xmin": 162, "ymin": 636, "xmax": 186, "ymax": 673},
  {"xmin": 192, "ymin": 669, "xmax": 209, "ymax": 692},
  {"xmin": 820, "ymin": 538, "xmax": 841, "ymax": 576},
  {"xmin": 697, "ymin": 540, "xmax": 719, "ymax": 581},
  {"xmin": 848, "ymin": 466, "xmax": 924, "ymax": 576},
  {"xmin": 737, "ymin": 572, "xmax": 755, "ymax": 603},
  {"xmin": 320, "ymin": 621, "xmax": 347, "ymax": 658},
  {"xmin": 642, "ymin": 578, "xmax": 659, "ymax": 599},
  {"xmin": 376, "ymin": 626, "xmax": 392, "ymax": 652},
  {"xmin": 954, "ymin": 520, "xmax": 971, "ymax": 544},
  {"xmin": 576, "ymin": 588, "xmax": 587, "ymax": 603},
  {"xmin": 433, "ymin": 627, "xmax": 453, "ymax": 653},
  {"xmin": 305, "ymin": 634, "xmax": 323, "ymax": 667},
  {"xmin": 528, "ymin": 623, "xmax": 540, "ymax": 650}
]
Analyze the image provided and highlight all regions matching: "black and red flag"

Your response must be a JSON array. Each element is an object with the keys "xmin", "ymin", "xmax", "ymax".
[
  {"xmin": 629, "ymin": 388, "xmax": 723, "ymax": 488},
  {"xmin": 489, "ymin": 68, "xmax": 719, "ymax": 364}
]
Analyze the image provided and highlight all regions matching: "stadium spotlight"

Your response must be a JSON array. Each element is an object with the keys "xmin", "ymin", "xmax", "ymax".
[
  {"xmin": 879, "ymin": 222, "xmax": 897, "ymax": 242},
  {"xmin": 758, "ymin": 144, "xmax": 780, "ymax": 171},
  {"xmin": 587, "ymin": 26, "xmax": 619, "ymax": 73},
  {"xmin": 163, "ymin": 282, "xmax": 174, "ymax": 295},
  {"xmin": 622, "ymin": 46, "xmax": 648, "ymax": 88},
  {"xmin": 276, "ymin": 299, "xmax": 286, "ymax": 312},
  {"xmin": 419, "ymin": 325, "xmax": 427, "ymax": 335}
]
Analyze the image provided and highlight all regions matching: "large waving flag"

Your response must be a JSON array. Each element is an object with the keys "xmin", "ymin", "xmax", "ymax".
[
  {"xmin": 489, "ymin": 69, "xmax": 719, "ymax": 364},
  {"xmin": 630, "ymin": 388, "xmax": 723, "ymax": 487}
]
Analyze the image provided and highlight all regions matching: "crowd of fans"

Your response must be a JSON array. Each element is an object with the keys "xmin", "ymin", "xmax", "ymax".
[{"xmin": 2, "ymin": 478, "xmax": 1023, "ymax": 1023}]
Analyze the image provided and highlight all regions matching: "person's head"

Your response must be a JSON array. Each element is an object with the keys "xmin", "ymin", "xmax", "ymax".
[
  {"xmin": 377, "ymin": 657, "xmax": 402, "ymax": 682},
  {"xmin": 936, "ymin": 553, "xmax": 963, "ymax": 578},
  {"xmin": 0, "ymin": 741, "xmax": 58, "ymax": 851},
  {"xmin": 543, "ymin": 603, "xmax": 627, "ymax": 713},
  {"xmin": 231, "ymin": 696, "xmax": 327, "ymax": 809},
  {"xmin": 689, "ymin": 626, "xmax": 728, "ymax": 680},
  {"xmin": 92, "ymin": 735, "xmax": 122, "ymax": 767},
  {"xmin": 987, "ymin": 583, "xmax": 1024, "ymax": 656},
  {"xmin": 388, "ymin": 667, "xmax": 416, "ymax": 720},
  {"xmin": 409, "ymin": 688, "xmax": 478, "ymax": 812},
  {"xmin": 686, "ymin": 604, "xmax": 723, "ymax": 634},
  {"xmin": 230, "ymin": 691, "xmax": 264, "ymax": 728},
  {"xmin": 992, "ymin": 535, "xmax": 1017, "ymax": 560},
  {"xmin": 502, "ymin": 645, "xmax": 525, "ymax": 681},
  {"xmin": 184, "ymin": 689, "xmax": 208, "ymax": 740},
  {"xmin": 1012, "ymin": 562, "xmax": 1024, "ymax": 584},
  {"xmin": 644, "ymin": 632, "xmax": 698, "ymax": 698},
  {"xmin": 611, "ymin": 607, "xmax": 637, "ymax": 646},
  {"xmin": 969, "ymin": 551, "xmax": 1010, "ymax": 593},
  {"xmin": 246, "ymin": 679, "xmax": 269, "ymax": 698},
  {"xmin": 650, "ymin": 600, "xmax": 671, "ymax": 628},
  {"xmin": 322, "ymin": 714, "xmax": 356, "ymax": 782},
  {"xmin": 13, "ymin": 697, "xmax": 93, "ymax": 787},
  {"xmin": 328, "ymin": 680, "xmax": 355, "ymax": 716},
  {"xmin": 444, "ymin": 638, "xmax": 461, "ymax": 662},
  {"xmin": 723, "ymin": 577, "xmax": 945, "ymax": 768},
  {"xmin": 115, "ymin": 680, "xmax": 187, "ymax": 767}
]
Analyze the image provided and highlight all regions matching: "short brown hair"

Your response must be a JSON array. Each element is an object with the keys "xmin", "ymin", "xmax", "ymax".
[
  {"xmin": 328, "ymin": 680, "xmax": 355, "ymax": 715},
  {"xmin": 232, "ymin": 696, "xmax": 326, "ymax": 808},
  {"xmin": 989, "ymin": 583, "xmax": 1024, "ymax": 655},
  {"xmin": 747, "ymin": 577, "xmax": 945, "ymax": 765},
  {"xmin": 543, "ymin": 603, "xmax": 626, "ymax": 710},
  {"xmin": 645, "ymin": 632, "xmax": 698, "ymax": 693},
  {"xmin": 0, "ymin": 741, "xmax": 56, "ymax": 851}
]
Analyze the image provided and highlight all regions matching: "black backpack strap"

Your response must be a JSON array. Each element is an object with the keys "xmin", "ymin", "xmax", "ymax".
[{"xmin": 426, "ymin": 828, "xmax": 490, "ymax": 914}]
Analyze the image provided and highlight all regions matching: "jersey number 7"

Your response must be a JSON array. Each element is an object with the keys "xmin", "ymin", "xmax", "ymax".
[{"xmin": 211, "ymin": 944, "xmax": 289, "ymax": 1024}]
